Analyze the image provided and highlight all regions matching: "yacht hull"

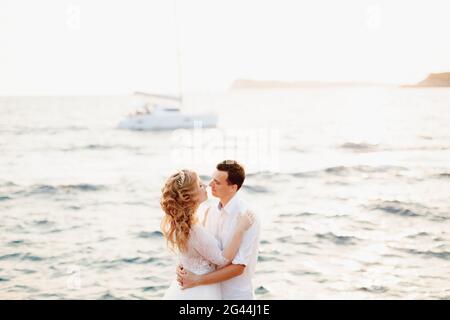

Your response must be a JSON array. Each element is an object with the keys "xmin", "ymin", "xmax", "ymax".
[{"xmin": 118, "ymin": 112, "xmax": 218, "ymax": 130}]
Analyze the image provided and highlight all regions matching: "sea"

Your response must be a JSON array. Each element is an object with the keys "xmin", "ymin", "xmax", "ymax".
[{"xmin": 1, "ymin": 86, "xmax": 449, "ymax": 299}]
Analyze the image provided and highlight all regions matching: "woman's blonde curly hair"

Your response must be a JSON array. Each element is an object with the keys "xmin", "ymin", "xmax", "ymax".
[{"xmin": 160, "ymin": 169, "xmax": 199, "ymax": 252}]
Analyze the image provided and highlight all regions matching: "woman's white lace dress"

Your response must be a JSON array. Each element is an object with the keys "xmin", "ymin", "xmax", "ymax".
[{"xmin": 163, "ymin": 224, "xmax": 229, "ymax": 300}]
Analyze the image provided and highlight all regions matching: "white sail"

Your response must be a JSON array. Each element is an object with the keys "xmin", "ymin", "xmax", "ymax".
[{"xmin": 117, "ymin": 0, "xmax": 218, "ymax": 131}]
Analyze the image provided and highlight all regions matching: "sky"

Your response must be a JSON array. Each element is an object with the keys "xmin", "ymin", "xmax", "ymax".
[{"xmin": 1, "ymin": 0, "xmax": 450, "ymax": 95}]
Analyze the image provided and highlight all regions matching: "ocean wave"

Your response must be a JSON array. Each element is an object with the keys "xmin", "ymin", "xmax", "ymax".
[
  {"xmin": 60, "ymin": 144, "xmax": 140, "ymax": 152},
  {"xmin": 276, "ymin": 235, "xmax": 296, "ymax": 243},
  {"xmin": 246, "ymin": 171, "xmax": 279, "ymax": 179},
  {"xmin": 289, "ymin": 171, "xmax": 318, "ymax": 178},
  {"xmin": 36, "ymin": 293, "xmax": 65, "ymax": 299},
  {"xmin": 121, "ymin": 257, "xmax": 141, "ymax": 264},
  {"xmin": 242, "ymin": 185, "xmax": 270, "ymax": 193},
  {"xmin": 279, "ymin": 212, "xmax": 316, "ymax": 218},
  {"xmin": 9, "ymin": 183, "xmax": 107, "ymax": 197},
  {"xmin": 7, "ymin": 240, "xmax": 26, "ymax": 246},
  {"xmin": 289, "ymin": 269, "xmax": 321, "ymax": 276},
  {"xmin": 339, "ymin": 142, "xmax": 379, "ymax": 152},
  {"xmin": 60, "ymin": 184, "xmax": 106, "ymax": 192},
  {"xmin": 368, "ymin": 200, "xmax": 449, "ymax": 221},
  {"xmin": 0, "ymin": 253, "xmax": 21, "ymax": 261},
  {"xmin": 324, "ymin": 165, "xmax": 406, "ymax": 175},
  {"xmin": 32, "ymin": 219, "xmax": 54, "ymax": 226},
  {"xmin": 0, "ymin": 252, "xmax": 44, "ymax": 262},
  {"xmin": 367, "ymin": 200, "xmax": 432, "ymax": 218},
  {"xmin": 9, "ymin": 285, "xmax": 39, "ymax": 293},
  {"xmin": 100, "ymin": 291, "xmax": 120, "ymax": 300},
  {"xmin": 288, "ymin": 165, "xmax": 407, "ymax": 179},
  {"xmin": 315, "ymin": 232, "xmax": 360, "ymax": 245},
  {"xmin": 12, "ymin": 126, "xmax": 89, "ymax": 135},
  {"xmin": 137, "ymin": 231, "xmax": 163, "ymax": 239},
  {"xmin": 142, "ymin": 285, "xmax": 168, "ymax": 292},
  {"xmin": 288, "ymin": 146, "xmax": 307, "ymax": 153},
  {"xmin": 98, "ymin": 256, "xmax": 161, "ymax": 267},
  {"xmin": 61, "ymin": 144, "xmax": 114, "ymax": 151},
  {"xmin": 406, "ymin": 232, "xmax": 430, "ymax": 239},
  {"xmin": 372, "ymin": 205, "xmax": 420, "ymax": 217},
  {"xmin": 398, "ymin": 248, "xmax": 450, "ymax": 261},
  {"xmin": 81, "ymin": 144, "xmax": 115, "ymax": 150},
  {"xmin": 27, "ymin": 185, "xmax": 58, "ymax": 195},
  {"xmin": 14, "ymin": 268, "xmax": 37, "ymax": 275},
  {"xmin": 98, "ymin": 236, "xmax": 115, "ymax": 242},
  {"xmin": 258, "ymin": 255, "xmax": 283, "ymax": 262},
  {"xmin": 22, "ymin": 253, "xmax": 44, "ymax": 262},
  {"xmin": 0, "ymin": 181, "xmax": 18, "ymax": 187},
  {"xmin": 65, "ymin": 205, "xmax": 82, "ymax": 210},
  {"xmin": 255, "ymin": 286, "xmax": 270, "ymax": 295},
  {"xmin": 340, "ymin": 142, "xmax": 450, "ymax": 153},
  {"xmin": 381, "ymin": 253, "xmax": 402, "ymax": 258},
  {"xmin": 357, "ymin": 285, "xmax": 389, "ymax": 293},
  {"xmin": 418, "ymin": 135, "xmax": 433, "ymax": 140},
  {"xmin": 430, "ymin": 215, "xmax": 449, "ymax": 222}
]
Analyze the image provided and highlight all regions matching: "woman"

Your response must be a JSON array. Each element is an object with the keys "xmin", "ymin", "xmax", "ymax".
[{"xmin": 160, "ymin": 169, "xmax": 254, "ymax": 299}]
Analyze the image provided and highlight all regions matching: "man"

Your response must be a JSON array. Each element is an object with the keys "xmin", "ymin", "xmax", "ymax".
[{"xmin": 177, "ymin": 160, "xmax": 261, "ymax": 300}]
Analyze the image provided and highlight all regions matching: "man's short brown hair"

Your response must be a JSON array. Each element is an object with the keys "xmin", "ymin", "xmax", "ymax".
[{"xmin": 216, "ymin": 160, "xmax": 245, "ymax": 190}]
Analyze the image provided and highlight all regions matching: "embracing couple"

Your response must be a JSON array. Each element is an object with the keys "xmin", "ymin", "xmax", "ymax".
[{"xmin": 160, "ymin": 160, "xmax": 261, "ymax": 300}]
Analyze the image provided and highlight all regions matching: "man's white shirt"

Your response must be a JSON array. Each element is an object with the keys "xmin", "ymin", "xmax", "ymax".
[{"xmin": 204, "ymin": 193, "xmax": 261, "ymax": 300}]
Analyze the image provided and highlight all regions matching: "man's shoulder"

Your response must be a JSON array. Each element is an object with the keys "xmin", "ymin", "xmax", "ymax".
[
  {"xmin": 237, "ymin": 197, "xmax": 259, "ymax": 217},
  {"xmin": 208, "ymin": 199, "xmax": 220, "ymax": 213},
  {"xmin": 235, "ymin": 198, "xmax": 261, "ymax": 233},
  {"xmin": 236, "ymin": 194, "xmax": 250, "ymax": 210}
]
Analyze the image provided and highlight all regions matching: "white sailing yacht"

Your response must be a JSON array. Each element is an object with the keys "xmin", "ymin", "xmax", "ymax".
[
  {"xmin": 117, "ymin": 92, "xmax": 218, "ymax": 130},
  {"xmin": 117, "ymin": 1, "xmax": 218, "ymax": 131}
]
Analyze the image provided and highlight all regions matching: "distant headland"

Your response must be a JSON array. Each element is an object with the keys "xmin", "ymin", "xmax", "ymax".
[
  {"xmin": 402, "ymin": 72, "xmax": 450, "ymax": 87},
  {"xmin": 229, "ymin": 79, "xmax": 393, "ymax": 90},
  {"xmin": 230, "ymin": 73, "xmax": 450, "ymax": 90}
]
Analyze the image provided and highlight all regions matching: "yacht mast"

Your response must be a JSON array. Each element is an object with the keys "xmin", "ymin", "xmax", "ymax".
[{"xmin": 173, "ymin": 0, "xmax": 183, "ymax": 104}]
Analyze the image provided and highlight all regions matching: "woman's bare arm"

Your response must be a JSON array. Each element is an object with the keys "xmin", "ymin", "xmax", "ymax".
[
  {"xmin": 221, "ymin": 211, "xmax": 254, "ymax": 262},
  {"xmin": 177, "ymin": 264, "xmax": 245, "ymax": 289}
]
